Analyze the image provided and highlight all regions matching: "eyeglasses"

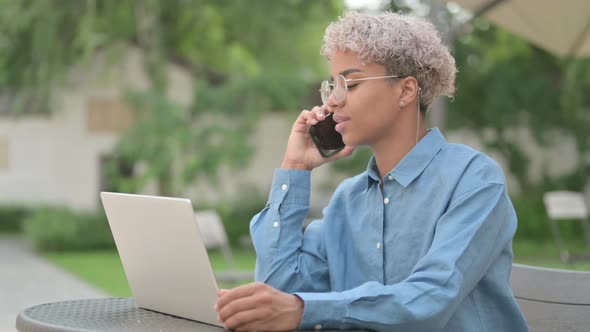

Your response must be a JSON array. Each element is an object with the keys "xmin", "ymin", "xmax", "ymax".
[{"xmin": 319, "ymin": 75, "xmax": 401, "ymax": 104}]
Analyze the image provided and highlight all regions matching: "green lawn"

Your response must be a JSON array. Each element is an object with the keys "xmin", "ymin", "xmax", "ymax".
[
  {"xmin": 45, "ymin": 239, "xmax": 590, "ymax": 297},
  {"xmin": 513, "ymin": 238, "xmax": 590, "ymax": 271},
  {"xmin": 45, "ymin": 249, "xmax": 256, "ymax": 297}
]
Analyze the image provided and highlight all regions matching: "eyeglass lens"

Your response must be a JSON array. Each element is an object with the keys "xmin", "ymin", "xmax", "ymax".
[{"xmin": 320, "ymin": 75, "xmax": 347, "ymax": 104}]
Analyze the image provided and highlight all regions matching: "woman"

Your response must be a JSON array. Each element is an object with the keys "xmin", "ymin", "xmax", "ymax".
[{"xmin": 215, "ymin": 11, "xmax": 528, "ymax": 332}]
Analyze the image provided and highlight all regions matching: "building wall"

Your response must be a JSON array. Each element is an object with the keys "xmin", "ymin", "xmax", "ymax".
[
  {"xmin": 0, "ymin": 46, "xmax": 336, "ymax": 212},
  {"xmin": 445, "ymin": 128, "xmax": 582, "ymax": 195},
  {"xmin": 0, "ymin": 47, "xmax": 174, "ymax": 210},
  {"xmin": 0, "ymin": 84, "xmax": 120, "ymax": 210}
]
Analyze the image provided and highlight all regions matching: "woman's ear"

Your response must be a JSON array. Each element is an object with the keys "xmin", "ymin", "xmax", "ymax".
[{"xmin": 398, "ymin": 77, "xmax": 419, "ymax": 109}]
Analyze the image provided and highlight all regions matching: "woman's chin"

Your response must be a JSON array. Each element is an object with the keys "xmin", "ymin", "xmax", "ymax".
[{"xmin": 341, "ymin": 135, "xmax": 357, "ymax": 147}]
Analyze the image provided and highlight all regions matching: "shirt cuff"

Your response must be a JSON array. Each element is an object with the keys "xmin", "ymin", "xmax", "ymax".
[
  {"xmin": 294, "ymin": 292, "xmax": 348, "ymax": 330},
  {"xmin": 268, "ymin": 168, "xmax": 311, "ymax": 205}
]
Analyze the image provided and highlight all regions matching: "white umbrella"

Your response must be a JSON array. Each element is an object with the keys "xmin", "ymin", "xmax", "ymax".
[{"xmin": 446, "ymin": 0, "xmax": 590, "ymax": 58}]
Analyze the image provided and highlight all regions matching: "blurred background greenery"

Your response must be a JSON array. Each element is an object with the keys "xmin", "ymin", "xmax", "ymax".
[{"xmin": 1, "ymin": 0, "xmax": 589, "ymax": 296}]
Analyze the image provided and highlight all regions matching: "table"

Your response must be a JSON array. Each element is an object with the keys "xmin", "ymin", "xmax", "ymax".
[{"xmin": 16, "ymin": 298, "xmax": 226, "ymax": 332}]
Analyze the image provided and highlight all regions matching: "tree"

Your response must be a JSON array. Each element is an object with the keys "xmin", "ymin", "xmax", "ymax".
[
  {"xmin": 450, "ymin": 20, "xmax": 590, "ymax": 193},
  {"xmin": 0, "ymin": 0, "xmax": 344, "ymax": 196}
]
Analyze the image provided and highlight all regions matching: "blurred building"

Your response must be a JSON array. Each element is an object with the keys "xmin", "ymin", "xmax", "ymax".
[
  {"xmin": 0, "ymin": 46, "xmax": 336, "ymax": 212},
  {"xmin": 0, "ymin": 46, "xmax": 586, "ymax": 212}
]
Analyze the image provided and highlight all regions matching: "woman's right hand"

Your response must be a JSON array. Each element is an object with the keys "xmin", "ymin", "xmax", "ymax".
[{"xmin": 280, "ymin": 105, "xmax": 355, "ymax": 170}]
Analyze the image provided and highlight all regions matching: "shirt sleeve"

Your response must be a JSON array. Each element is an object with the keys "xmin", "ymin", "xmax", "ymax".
[
  {"xmin": 250, "ymin": 168, "xmax": 330, "ymax": 293},
  {"xmin": 295, "ymin": 183, "xmax": 517, "ymax": 332}
]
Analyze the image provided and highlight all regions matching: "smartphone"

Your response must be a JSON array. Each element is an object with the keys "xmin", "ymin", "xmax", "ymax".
[{"xmin": 308, "ymin": 113, "xmax": 345, "ymax": 158}]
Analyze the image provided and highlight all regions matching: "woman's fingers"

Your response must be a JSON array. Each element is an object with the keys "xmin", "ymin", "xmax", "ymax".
[
  {"xmin": 224, "ymin": 307, "xmax": 269, "ymax": 331},
  {"xmin": 306, "ymin": 105, "xmax": 328, "ymax": 125},
  {"xmin": 294, "ymin": 106, "xmax": 330, "ymax": 131},
  {"xmin": 327, "ymin": 145, "xmax": 356, "ymax": 162},
  {"xmin": 311, "ymin": 105, "xmax": 327, "ymax": 118}
]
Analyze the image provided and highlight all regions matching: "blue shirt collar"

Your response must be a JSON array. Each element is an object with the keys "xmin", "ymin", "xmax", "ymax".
[{"xmin": 366, "ymin": 128, "xmax": 446, "ymax": 188}]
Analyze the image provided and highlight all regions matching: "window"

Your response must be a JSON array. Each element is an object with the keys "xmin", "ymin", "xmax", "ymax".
[
  {"xmin": 0, "ymin": 137, "xmax": 10, "ymax": 170},
  {"xmin": 87, "ymin": 98, "xmax": 135, "ymax": 134}
]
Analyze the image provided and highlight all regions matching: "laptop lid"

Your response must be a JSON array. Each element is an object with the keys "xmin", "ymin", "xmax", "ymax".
[{"xmin": 100, "ymin": 192, "xmax": 221, "ymax": 327}]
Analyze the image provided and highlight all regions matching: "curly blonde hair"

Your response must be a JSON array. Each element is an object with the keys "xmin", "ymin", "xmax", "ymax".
[{"xmin": 321, "ymin": 11, "xmax": 456, "ymax": 111}]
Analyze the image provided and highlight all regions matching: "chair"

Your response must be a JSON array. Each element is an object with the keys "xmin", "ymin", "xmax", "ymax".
[
  {"xmin": 512, "ymin": 263, "xmax": 590, "ymax": 331},
  {"xmin": 543, "ymin": 191, "xmax": 590, "ymax": 263},
  {"xmin": 194, "ymin": 210, "xmax": 253, "ymax": 284}
]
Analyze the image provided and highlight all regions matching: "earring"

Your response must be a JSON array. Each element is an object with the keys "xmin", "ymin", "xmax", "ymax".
[{"xmin": 399, "ymin": 101, "xmax": 405, "ymax": 108}]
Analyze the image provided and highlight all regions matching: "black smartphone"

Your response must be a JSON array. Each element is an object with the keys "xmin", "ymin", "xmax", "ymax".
[{"xmin": 308, "ymin": 113, "xmax": 345, "ymax": 158}]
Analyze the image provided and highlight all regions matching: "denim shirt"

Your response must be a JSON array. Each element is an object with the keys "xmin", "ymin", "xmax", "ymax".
[{"xmin": 250, "ymin": 128, "xmax": 528, "ymax": 332}]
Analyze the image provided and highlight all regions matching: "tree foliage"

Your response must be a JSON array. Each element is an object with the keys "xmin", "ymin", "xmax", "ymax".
[
  {"xmin": 332, "ymin": 2, "xmax": 590, "ymax": 197},
  {"xmin": 0, "ymin": 0, "xmax": 343, "ymax": 195},
  {"xmin": 451, "ymin": 20, "xmax": 590, "ymax": 192}
]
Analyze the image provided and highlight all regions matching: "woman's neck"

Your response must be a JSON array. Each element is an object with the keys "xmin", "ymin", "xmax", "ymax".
[{"xmin": 371, "ymin": 117, "xmax": 427, "ymax": 182}]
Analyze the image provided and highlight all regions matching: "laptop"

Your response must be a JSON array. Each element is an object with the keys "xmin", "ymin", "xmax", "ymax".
[{"xmin": 100, "ymin": 192, "xmax": 222, "ymax": 327}]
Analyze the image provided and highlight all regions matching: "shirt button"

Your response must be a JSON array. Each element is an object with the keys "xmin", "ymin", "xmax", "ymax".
[
  {"xmin": 376, "ymin": 242, "xmax": 381, "ymax": 249},
  {"xmin": 384, "ymin": 197, "xmax": 390, "ymax": 205},
  {"xmin": 388, "ymin": 175, "xmax": 394, "ymax": 180},
  {"xmin": 273, "ymin": 221, "xmax": 279, "ymax": 228},
  {"xmin": 281, "ymin": 184, "xmax": 288, "ymax": 191},
  {"xmin": 314, "ymin": 324, "xmax": 322, "ymax": 330}
]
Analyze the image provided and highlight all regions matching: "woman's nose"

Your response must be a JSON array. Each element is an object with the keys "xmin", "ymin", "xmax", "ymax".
[{"xmin": 326, "ymin": 92, "xmax": 342, "ymax": 110}]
